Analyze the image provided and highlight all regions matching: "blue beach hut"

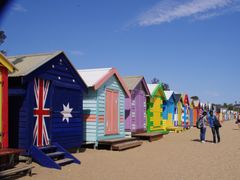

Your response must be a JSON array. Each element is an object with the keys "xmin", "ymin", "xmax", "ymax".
[{"xmin": 8, "ymin": 51, "xmax": 87, "ymax": 169}]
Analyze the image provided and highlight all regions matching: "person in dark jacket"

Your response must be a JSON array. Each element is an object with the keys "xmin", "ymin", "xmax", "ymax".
[
  {"xmin": 208, "ymin": 110, "xmax": 221, "ymax": 143},
  {"xmin": 199, "ymin": 111, "xmax": 208, "ymax": 143}
]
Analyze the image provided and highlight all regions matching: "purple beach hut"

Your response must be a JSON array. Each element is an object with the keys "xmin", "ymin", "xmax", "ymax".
[{"xmin": 123, "ymin": 76, "xmax": 150, "ymax": 135}]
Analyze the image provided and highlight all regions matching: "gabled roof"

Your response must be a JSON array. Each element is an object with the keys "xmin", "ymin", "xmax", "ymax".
[
  {"xmin": 174, "ymin": 93, "xmax": 182, "ymax": 103},
  {"xmin": 147, "ymin": 83, "xmax": 166, "ymax": 99},
  {"xmin": 78, "ymin": 67, "xmax": 130, "ymax": 97},
  {"xmin": 7, "ymin": 51, "xmax": 62, "ymax": 77},
  {"xmin": 164, "ymin": 90, "xmax": 174, "ymax": 101},
  {"xmin": 182, "ymin": 93, "xmax": 190, "ymax": 105},
  {"xmin": 0, "ymin": 53, "xmax": 17, "ymax": 72},
  {"xmin": 123, "ymin": 76, "xmax": 150, "ymax": 96},
  {"xmin": 7, "ymin": 51, "xmax": 88, "ymax": 90},
  {"xmin": 192, "ymin": 99, "xmax": 200, "ymax": 107}
]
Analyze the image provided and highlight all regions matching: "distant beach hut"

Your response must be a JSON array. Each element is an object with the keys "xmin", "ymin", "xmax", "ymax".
[
  {"xmin": 181, "ymin": 94, "xmax": 190, "ymax": 128},
  {"xmin": 191, "ymin": 98, "xmax": 200, "ymax": 126},
  {"xmin": 174, "ymin": 93, "xmax": 182, "ymax": 127},
  {"xmin": 146, "ymin": 84, "xmax": 167, "ymax": 134},
  {"xmin": 163, "ymin": 91, "xmax": 176, "ymax": 128},
  {"xmin": 123, "ymin": 76, "xmax": 150, "ymax": 134},
  {"xmin": 189, "ymin": 104, "xmax": 194, "ymax": 127},
  {"xmin": 78, "ymin": 68, "xmax": 131, "ymax": 147},
  {"xmin": 8, "ymin": 51, "xmax": 87, "ymax": 169}
]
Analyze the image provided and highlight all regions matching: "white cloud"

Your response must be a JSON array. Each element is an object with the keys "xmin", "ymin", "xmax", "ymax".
[
  {"xmin": 69, "ymin": 50, "xmax": 84, "ymax": 56},
  {"xmin": 12, "ymin": 3, "xmax": 27, "ymax": 13},
  {"xmin": 137, "ymin": 0, "xmax": 240, "ymax": 26}
]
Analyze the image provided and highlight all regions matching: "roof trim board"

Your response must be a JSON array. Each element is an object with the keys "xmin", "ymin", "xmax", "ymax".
[
  {"xmin": 78, "ymin": 68, "xmax": 130, "ymax": 97},
  {"xmin": 0, "ymin": 53, "xmax": 16, "ymax": 72},
  {"xmin": 148, "ymin": 83, "xmax": 166, "ymax": 99}
]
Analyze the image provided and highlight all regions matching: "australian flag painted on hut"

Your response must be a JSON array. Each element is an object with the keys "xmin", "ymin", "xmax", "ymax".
[{"xmin": 7, "ymin": 51, "xmax": 87, "ymax": 154}]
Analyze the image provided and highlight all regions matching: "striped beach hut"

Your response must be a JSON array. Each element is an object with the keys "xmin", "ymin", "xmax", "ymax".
[
  {"xmin": 78, "ymin": 68, "xmax": 130, "ymax": 147},
  {"xmin": 8, "ymin": 51, "xmax": 87, "ymax": 169},
  {"xmin": 146, "ymin": 84, "xmax": 167, "ymax": 133},
  {"xmin": 0, "ymin": 53, "xmax": 16, "ymax": 148},
  {"xmin": 123, "ymin": 76, "xmax": 150, "ymax": 134}
]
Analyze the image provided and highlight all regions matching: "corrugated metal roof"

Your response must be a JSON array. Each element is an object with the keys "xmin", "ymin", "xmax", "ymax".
[
  {"xmin": 77, "ymin": 68, "xmax": 112, "ymax": 87},
  {"xmin": 164, "ymin": 90, "xmax": 174, "ymax": 100},
  {"xmin": 7, "ymin": 51, "xmax": 62, "ymax": 77},
  {"xmin": 123, "ymin": 76, "xmax": 143, "ymax": 90}
]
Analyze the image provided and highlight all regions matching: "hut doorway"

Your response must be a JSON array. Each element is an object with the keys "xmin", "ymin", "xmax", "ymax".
[
  {"xmin": 135, "ymin": 92, "xmax": 145, "ymax": 132},
  {"xmin": 105, "ymin": 89, "xmax": 119, "ymax": 135},
  {"xmin": 9, "ymin": 95, "xmax": 24, "ymax": 148}
]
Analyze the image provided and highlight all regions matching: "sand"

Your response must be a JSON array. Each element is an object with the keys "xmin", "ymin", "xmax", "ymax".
[{"xmin": 20, "ymin": 120, "xmax": 240, "ymax": 180}]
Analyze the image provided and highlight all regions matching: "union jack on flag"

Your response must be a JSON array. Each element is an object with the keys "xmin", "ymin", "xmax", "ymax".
[{"xmin": 33, "ymin": 78, "xmax": 51, "ymax": 147}]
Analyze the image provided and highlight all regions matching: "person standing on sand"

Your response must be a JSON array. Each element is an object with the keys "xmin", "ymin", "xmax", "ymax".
[
  {"xmin": 208, "ymin": 110, "xmax": 221, "ymax": 143},
  {"xmin": 198, "ymin": 111, "xmax": 208, "ymax": 143},
  {"xmin": 235, "ymin": 113, "xmax": 240, "ymax": 129}
]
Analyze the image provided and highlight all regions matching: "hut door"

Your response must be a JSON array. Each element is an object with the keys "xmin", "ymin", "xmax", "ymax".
[
  {"xmin": 105, "ymin": 89, "xmax": 119, "ymax": 135},
  {"xmin": 51, "ymin": 85, "xmax": 83, "ymax": 148},
  {"xmin": 33, "ymin": 78, "xmax": 51, "ymax": 147}
]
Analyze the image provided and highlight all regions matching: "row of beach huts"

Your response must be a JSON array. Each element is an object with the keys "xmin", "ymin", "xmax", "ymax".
[{"xmin": 0, "ymin": 51, "xmax": 238, "ymax": 177}]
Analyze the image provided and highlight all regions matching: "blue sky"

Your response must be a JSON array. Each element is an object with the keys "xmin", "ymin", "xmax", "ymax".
[{"xmin": 1, "ymin": 0, "xmax": 240, "ymax": 104}]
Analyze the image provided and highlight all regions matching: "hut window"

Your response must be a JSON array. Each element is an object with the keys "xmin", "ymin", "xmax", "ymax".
[
  {"xmin": 58, "ymin": 76, "xmax": 61, "ymax": 80},
  {"xmin": 72, "ymin": 79, "xmax": 75, "ymax": 83}
]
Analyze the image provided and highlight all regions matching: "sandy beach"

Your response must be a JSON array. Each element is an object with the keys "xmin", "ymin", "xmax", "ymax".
[{"xmin": 20, "ymin": 120, "xmax": 240, "ymax": 180}]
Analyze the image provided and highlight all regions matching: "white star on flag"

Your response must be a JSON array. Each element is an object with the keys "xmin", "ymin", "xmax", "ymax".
[{"xmin": 61, "ymin": 103, "xmax": 73, "ymax": 123}]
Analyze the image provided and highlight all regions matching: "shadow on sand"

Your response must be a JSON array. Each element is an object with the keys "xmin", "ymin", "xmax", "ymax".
[{"xmin": 192, "ymin": 139, "xmax": 213, "ymax": 143}]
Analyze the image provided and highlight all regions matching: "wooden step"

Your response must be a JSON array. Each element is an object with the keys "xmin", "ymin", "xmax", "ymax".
[
  {"xmin": 132, "ymin": 132, "xmax": 163, "ymax": 142},
  {"xmin": 46, "ymin": 151, "xmax": 65, "ymax": 158},
  {"xmin": 111, "ymin": 140, "xmax": 143, "ymax": 151},
  {"xmin": 39, "ymin": 145, "xmax": 57, "ymax": 151},
  {"xmin": 0, "ymin": 165, "xmax": 34, "ymax": 178},
  {"xmin": 98, "ymin": 137, "xmax": 137, "ymax": 145},
  {"xmin": 55, "ymin": 158, "xmax": 74, "ymax": 166}
]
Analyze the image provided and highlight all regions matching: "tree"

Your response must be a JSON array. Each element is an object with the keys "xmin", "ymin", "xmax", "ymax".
[
  {"xmin": 191, "ymin": 96, "xmax": 199, "ymax": 100},
  {"xmin": 223, "ymin": 103, "xmax": 228, "ymax": 108},
  {"xmin": 151, "ymin": 77, "xmax": 159, "ymax": 84},
  {"xmin": 0, "ymin": 30, "xmax": 7, "ymax": 55}
]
